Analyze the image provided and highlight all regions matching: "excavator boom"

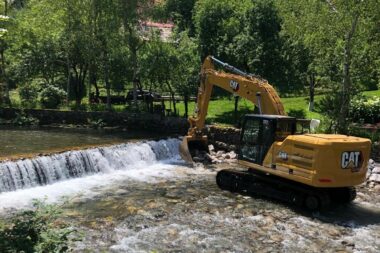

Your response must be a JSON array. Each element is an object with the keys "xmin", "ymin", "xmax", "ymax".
[{"xmin": 180, "ymin": 56, "xmax": 285, "ymax": 162}]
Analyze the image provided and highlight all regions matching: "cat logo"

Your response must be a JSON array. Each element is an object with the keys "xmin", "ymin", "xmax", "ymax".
[
  {"xmin": 278, "ymin": 151, "xmax": 288, "ymax": 161},
  {"xmin": 230, "ymin": 80, "xmax": 240, "ymax": 92},
  {"xmin": 341, "ymin": 151, "xmax": 361, "ymax": 170}
]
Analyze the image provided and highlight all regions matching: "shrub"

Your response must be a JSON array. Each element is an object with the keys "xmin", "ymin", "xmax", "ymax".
[
  {"xmin": 288, "ymin": 109, "xmax": 307, "ymax": 119},
  {"xmin": 69, "ymin": 103, "xmax": 87, "ymax": 111},
  {"xmin": 88, "ymin": 118, "xmax": 106, "ymax": 129},
  {"xmin": 0, "ymin": 200, "xmax": 80, "ymax": 253},
  {"xmin": 40, "ymin": 85, "xmax": 66, "ymax": 109},
  {"xmin": 19, "ymin": 84, "xmax": 39, "ymax": 108},
  {"xmin": 350, "ymin": 96, "xmax": 380, "ymax": 124},
  {"xmin": 12, "ymin": 111, "xmax": 39, "ymax": 126}
]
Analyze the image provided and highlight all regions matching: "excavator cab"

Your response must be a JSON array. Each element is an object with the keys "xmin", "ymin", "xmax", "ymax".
[{"xmin": 239, "ymin": 115, "xmax": 296, "ymax": 165}]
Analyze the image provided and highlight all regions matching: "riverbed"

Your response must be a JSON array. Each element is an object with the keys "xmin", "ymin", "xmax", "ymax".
[{"xmin": 0, "ymin": 137, "xmax": 379, "ymax": 252}]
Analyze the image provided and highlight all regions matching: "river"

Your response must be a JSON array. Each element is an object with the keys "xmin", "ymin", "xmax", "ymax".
[{"xmin": 0, "ymin": 134, "xmax": 379, "ymax": 252}]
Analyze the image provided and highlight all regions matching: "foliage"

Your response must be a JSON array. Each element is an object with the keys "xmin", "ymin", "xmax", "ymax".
[
  {"xmin": 0, "ymin": 0, "xmax": 378, "ymax": 120},
  {"xmin": 288, "ymin": 109, "xmax": 307, "ymax": 119},
  {"xmin": 19, "ymin": 83, "xmax": 39, "ymax": 108},
  {"xmin": 88, "ymin": 118, "xmax": 106, "ymax": 129},
  {"xmin": 11, "ymin": 110, "xmax": 39, "ymax": 126},
  {"xmin": 348, "ymin": 126, "xmax": 380, "ymax": 143},
  {"xmin": 350, "ymin": 96, "xmax": 380, "ymax": 124},
  {"xmin": 0, "ymin": 200, "xmax": 79, "ymax": 253},
  {"xmin": 277, "ymin": 0, "xmax": 380, "ymax": 132},
  {"xmin": 193, "ymin": 0, "xmax": 307, "ymax": 94},
  {"xmin": 162, "ymin": 0, "xmax": 197, "ymax": 35},
  {"xmin": 314, "ymin": 93, "xmax": 341, "ymax": 131},
  {"xmin": 40, "ymin": 85, "xmax": 66, "ymax": 109},
  {"xmin": 171, "ymin": 32, "xmax": 200, "ymax": 98}
]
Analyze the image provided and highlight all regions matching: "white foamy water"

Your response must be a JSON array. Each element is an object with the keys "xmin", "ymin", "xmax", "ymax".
[
  {"xmin": 109, "ymin": 211, "xmax": 380, "ymax": 253},
  {"xmin": 0, "ymin": 138, "xmax": 186, "ymax": 212}
]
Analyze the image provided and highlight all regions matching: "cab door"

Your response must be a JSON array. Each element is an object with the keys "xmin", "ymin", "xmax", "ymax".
[{"xmin": 239, "ymin": 117, "xmax": 275, "ymax": 165}]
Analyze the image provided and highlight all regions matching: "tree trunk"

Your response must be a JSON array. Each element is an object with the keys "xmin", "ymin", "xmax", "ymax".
[
  {"xmin": 0, "ymin": 50, "xmax": 10, "ymax": 106},
  {"xmin": 131, "ymin": 47, "xmax": 138, "ymax": 112},
  {"xmin": 171, "ymin": 93, "xmax": 177, "ymax": 116},
  {"xmin": 308, "ymin": 73, "xmax": 315, "ymax": 112},
  {"xmin": 338, "ymin": 14, "xmax": 359, "ymax": 134},
  {"xmin": 0, "ymin": 1, "xmax": 10, "ymax": 106},
  {"xmin": 184, "ymin": 94, "xmax": 189, "ymax": 118},
  {"xmin": 234, "ymin": 96, "xmax": 239, "ymax": 124},
  {"xmin": 89, "ymin": 64, "xmax": 96, "ymax": 104},
  {"xmin": 104, "ymin": 56, "xmax": 111, "ymax": 112},
  {"xmin": 66, "ymin": 56, "xmax": 71, "ymax": 106}
]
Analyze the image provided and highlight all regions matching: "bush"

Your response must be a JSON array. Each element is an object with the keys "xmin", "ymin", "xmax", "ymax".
[
  {"xmin": 69, "ymin": 103, "xmax": 87, "ymax": 111},
  {"xmin": 19, "ymin": 84, "xmax": 39, "ymax": 108},
  {"xmin": 40, "ymin": 85, "xmax": 66, "ymax": 109},
  {"xmin": 350, "ymin": 96, "xmax": 380, "ymax": 124},
  {"xmin": 12, "ymin": 111, "xmax": 39, "ymax": 126},
  {"xmin": 0, "ymin": 200, "xmax": 80, "ymax": 253},
  {"xmin": 288, "ymin": 109, "xmax": 307, "ymax": 119}
]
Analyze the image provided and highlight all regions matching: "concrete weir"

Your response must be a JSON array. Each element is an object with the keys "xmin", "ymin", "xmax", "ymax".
[{"xmin": 0, "ymin": 139, "xmax": 180, "ymax": 193}]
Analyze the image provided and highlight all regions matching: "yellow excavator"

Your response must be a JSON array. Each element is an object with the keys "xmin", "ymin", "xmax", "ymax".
[{"xmin": 180, "ymin": 56, "xmax": 371, "ymax": 210}]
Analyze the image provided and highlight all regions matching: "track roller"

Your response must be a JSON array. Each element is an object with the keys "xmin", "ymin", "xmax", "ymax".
[
  {"xmin": 216, "ymin": 169, "xmax": 356, "ymax": 210},
  {"xmin": 329, "ymin": 187, "xmax": 356, "ymax": 204}
]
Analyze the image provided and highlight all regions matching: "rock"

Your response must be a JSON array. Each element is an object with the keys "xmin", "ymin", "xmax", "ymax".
[
  {"xmin": 372, "ymin": 166, "xmax": 380, "ymax": 174},
  {"xmin": 216, "ymin": 150, "xmax": 225, "ymax": 156},
  {"xmin": 327, "ymin": 227, "xmax": 341, "ymax": 237},
  {"xmin": 208, "ymin": 144, "xmax": 215, "ymax": 152},
  {"xmin": 367, "ymin": 170, "xmax": 372, "ymax": 179},
  {"xmin": 212, "ymin": 159, "xmax": 222, "ymax": 164},
  {"xmin": 369, "ymin": 174, "xmax": 380, "ymax": 183},
  {"xmin": 229, "ymin": 151, "xmax": 237, "ymax": 159},
  {"xmin": 374, "ymin": 184, "xmax": 380, "ymax": 193},
  {"xmin": 193, "ymin": 156, "xmax": 204, "ymax": 163},
  {"xmin": 225, "ymin": 154, "xmax": 231, "ymax": 159},
  {"xmin": 229, "ymin": 145, "xmax": 237, "ymax": 151},
  {"xmin": 236, "ymin": 204, "xmax": 244, "ymax": 209},
  {"xmin": 215, "ymin": 141, "xmax": 229, "ymax": 150}
]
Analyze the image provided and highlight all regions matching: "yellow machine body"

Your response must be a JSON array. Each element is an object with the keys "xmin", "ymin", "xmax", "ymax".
[
  {"xmin": 180, "ymin": 56, "xmax": 372, "ymax": 190},
  {"xmin": 239, "ymin": 134, "xmax": 371, "ymax": 188}
]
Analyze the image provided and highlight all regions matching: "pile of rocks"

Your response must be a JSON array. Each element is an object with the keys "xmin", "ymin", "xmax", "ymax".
[
  {"xmin": 367, "ymin": 159, "xmax": 380, "ymax": 190},
  {"xmin": 192, "ymin": 144, "xmax": 237, "ymax": 164},
  {"xmin": 205, "ymin": 126, "xmax": 240, "ymax": 152}
]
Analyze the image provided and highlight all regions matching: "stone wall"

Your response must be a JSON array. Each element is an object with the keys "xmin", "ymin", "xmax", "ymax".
[
  {"xmin": 371, "ymin": 142, "xmax": 380, "ymax": 162},
  {"xmin": 0, "ymin": 108, "xmax": 188, "ymax": 134},
  {"xmin": 205, "ymin": 125, "xmax": 241, "ymax": 152}
]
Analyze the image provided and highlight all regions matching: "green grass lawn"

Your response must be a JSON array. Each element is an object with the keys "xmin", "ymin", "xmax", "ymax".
[
  {"xmin": 169, "ymin": 89, "xmax": 380, "ymax": 125},
  {"xmin": 9, "ymin": 87, "xmax": 380, "ymax": 126}
]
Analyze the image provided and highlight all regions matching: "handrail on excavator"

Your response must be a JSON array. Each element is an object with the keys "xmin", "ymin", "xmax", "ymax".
[{"xmin": 209, "ymin": 56, "xmax": 251, "ymax": 78}]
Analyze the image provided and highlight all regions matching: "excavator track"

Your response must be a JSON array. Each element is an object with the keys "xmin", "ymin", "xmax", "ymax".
[{"xmin": 216, "ymin": 169, "xmax": 356, "ymax": 210}]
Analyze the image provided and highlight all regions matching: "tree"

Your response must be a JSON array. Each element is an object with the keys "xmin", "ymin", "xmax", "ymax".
[
  {"xmin": 278, "ymin": 0, "xmax": 380, "ymax": 132},
  {"xmin": 6, "ymin": 0, "xmax": 68, "ymax": 99},
  {"xmin": 163, "ymin": 0, "xmax": 197, "ymax": 36},
  {"xmin": 172, "ymin": 32, "xmax": 200, "ymax": 117},
  {"xmin": 118, "ymin": 0, "xmax": 148, "ymax": 111},
  {"xmin": 194, "ymin": 0, "xmax": 307, "ymax": 95},
  {"xmin": 0, "ymin": 3, "xmax": 10, "ymax": 106},
  {"xmin": 88, "ymin": 0, "xmax": 121, "ymax": 111}
]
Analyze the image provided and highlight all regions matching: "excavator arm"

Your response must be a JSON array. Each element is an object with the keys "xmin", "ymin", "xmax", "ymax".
[{"xmin": 180, "ymin": 56, "xmax": 286, "ymax": 162}]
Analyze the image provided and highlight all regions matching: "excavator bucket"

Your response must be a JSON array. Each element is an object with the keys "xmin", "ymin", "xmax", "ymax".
[{"xmin": 179, "ymin": 136, "xmax": 208, "ymax": 163}]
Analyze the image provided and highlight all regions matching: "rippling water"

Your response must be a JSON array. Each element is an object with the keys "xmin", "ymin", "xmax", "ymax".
[
  {"xmin": 0, "ymin": 126, "xmax": 160, "ymax": 159},
  {"xmin": 0, "ymin": 138, "xmax": 379, "ymax": 252}
]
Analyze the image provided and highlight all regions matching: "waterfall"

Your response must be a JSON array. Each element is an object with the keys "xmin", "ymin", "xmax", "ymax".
[{"xmin": 0, "ymin": 138, "xmax": 180, "ymax": 193}]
